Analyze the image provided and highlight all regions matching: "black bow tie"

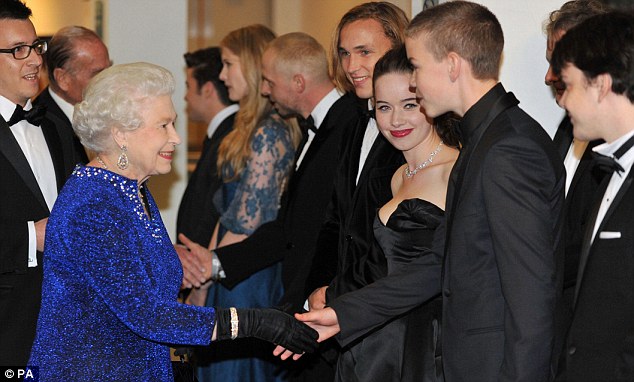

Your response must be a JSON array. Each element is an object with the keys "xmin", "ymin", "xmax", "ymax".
[
  {"xmin": 7, "ymin": 104, "xmax": 47, "ymax": 126},
  {"xmin": 593, "ymin": 154, "xmax": 624, "ymax": 175},
  {"xmin": 593, "ymin": 134, "xmax": 634, "ymax": 175},
  {"xmin": 298, "ymin": 115, "xmax": 316, "ymax": 134}
]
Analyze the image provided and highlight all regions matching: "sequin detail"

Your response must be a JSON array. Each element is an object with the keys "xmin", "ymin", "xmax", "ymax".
[{"xmin": 29, "ymin": 165, "xmax": 217, "ymax": 381}]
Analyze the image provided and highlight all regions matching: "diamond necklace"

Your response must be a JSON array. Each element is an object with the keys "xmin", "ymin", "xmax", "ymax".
[
  {"xmin": 96, "ymin": 156, "xmax": 108, "ymax": 169},
  {"xmin": 404, "ymin": 141, "xmax": 443, "ymax": 178}
]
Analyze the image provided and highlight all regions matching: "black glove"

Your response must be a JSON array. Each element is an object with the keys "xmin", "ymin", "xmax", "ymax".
[{"xmin": 215, "ymin": 307, "xmax": 318, "ymax": 353}]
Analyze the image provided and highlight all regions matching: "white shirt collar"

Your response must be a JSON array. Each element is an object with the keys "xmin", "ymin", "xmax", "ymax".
[
  {"xmin": 0, "ymin": 95, "xmax": 34, "ymax": 122},
  {"xmin": 208, "ymin": 104, "xmax": 239, "ymax": 138},
  {"xmin": 49, "ymin": 88, "xmax": 75, "ymax": 122},
  {"xmin": 593, "ymin": 130, "xmax": 634, "ymax": 158},
  {"xmin": 308, "ymin": 88, "xmax": 343, "ymax": 129}
]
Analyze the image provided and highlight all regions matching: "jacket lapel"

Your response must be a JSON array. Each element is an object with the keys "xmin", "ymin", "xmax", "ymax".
[
  {"xmin": 573, "ymin": 171, "xmax": 633, "ymax": 308},
  {"xmin": 0, "ymin": 119, "xmax": 49, "ymax": 210}
]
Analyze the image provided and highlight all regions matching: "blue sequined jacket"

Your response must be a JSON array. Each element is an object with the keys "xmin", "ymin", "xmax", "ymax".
[{"xmin": 29, "ymin": 166, "xmax": 216, "ymax": 381}]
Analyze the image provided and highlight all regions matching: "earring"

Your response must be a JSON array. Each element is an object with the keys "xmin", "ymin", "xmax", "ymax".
[{"xmin": 117, "ymin": 145, "xmax": 129, "ymax": 170}]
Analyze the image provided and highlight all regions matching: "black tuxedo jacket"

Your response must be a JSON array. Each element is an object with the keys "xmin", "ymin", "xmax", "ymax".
[
  {"xmin": 557, "ymin": 166, "xmax": 634, "ymax": 381},
  {"xmin": 305, "ymin": 101, "xmax": 403, "ymax": 303},
  {"xmin": 176, "ymin": 112, "xmax": 235, "ymax": 246},
  {"xmin": 552, "ymin": 116, "xmax": 604, "ymax": 341},
  {"xmin": 34, "ymin": 87, "xmax": 89, "ymax": 164},
  {"xmin": 214, "ymin": 93, "xmax": 361, "ymax": 311},
  {"xmin": 0, "ymin": 114, "xmax": 77, "ymax": 365},
  {"xmin": 330, "ymin": 84, "xmax": 565, "ymax": 382}
]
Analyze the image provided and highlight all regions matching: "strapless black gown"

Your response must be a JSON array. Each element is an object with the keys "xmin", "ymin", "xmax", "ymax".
[{"xmin": 337, "ymin": 199, "xmax": 444, "ymax": 382}]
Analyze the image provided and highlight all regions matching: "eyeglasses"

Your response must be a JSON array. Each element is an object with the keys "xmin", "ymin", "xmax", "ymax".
[{"xmin": 0, "ymin": 40, "xmax": 47, "ymax": 60}]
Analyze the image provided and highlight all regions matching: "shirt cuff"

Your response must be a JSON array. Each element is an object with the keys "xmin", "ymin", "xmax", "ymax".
[
  {"xmin": 211, "ymin": 251, "xmax": 226, "ymax": 280},
  {"xmin": 27, "ymin": 221, "xmax": 38, "ymax": 267}
]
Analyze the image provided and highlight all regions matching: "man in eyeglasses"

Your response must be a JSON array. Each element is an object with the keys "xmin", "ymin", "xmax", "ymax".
[
  {"xmin": 0, "ymin": 0, "xmax": 78, "ymax": 366},
  {"xmin": 33, "ymin": 26, "xmax": 111, "ymax": 163}
]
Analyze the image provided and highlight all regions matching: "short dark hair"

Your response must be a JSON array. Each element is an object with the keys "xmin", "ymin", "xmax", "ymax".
[
  {"xmin": 0, "ymin": 0, "xmax": 31, "ymax": 20},
  {"xmin": 373, "ymin": 45, "xmax": 461, "ymax": 149},
  {"xmin": 184, "ymin": 47, "xmax": 232, "ymax": 106},
  {"xmin": 407, "ymin": 1, "xmax": 503, "ymax": 80},
  {"xmin": 552, "ymin": 11, "xmax": 634, "ymax": 103}
]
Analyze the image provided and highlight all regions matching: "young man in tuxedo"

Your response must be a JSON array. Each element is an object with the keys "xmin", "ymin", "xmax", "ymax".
[
  {"xmin": 34, "ymin": 26, "xmax": 111, "ymax": 163},
  {"xmin": 175, "ymin": 47, "xmax": 237, "ymax": 285},
  {"xmin": 304, "ymin": 2, "xmax": 407, "ymax": 311},
  {"xmin": 300, "ymin": 3, "xmax": 408, "ymax": 380},
  {"xmin": 288, "ymin": 2, "xmax": 565, "ymax": 381},
  {"xmin": 0, "ymin": 0, "xmax": 77, "ymax": 366},
  {"xmin": 552, "ymin": 11, "xmax": 634, "ymax": 381},
  {"xmin": 544, "ymin": 0, "xmax": 606, "ymax": 327}
]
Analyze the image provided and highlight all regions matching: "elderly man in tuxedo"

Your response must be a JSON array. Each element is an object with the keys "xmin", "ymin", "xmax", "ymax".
[
  {"xmin": 552, "ymin": 11, "xmax": 634, "ymax": 381},
  {"xmin": 0, "ymin": 0, "xmax": 78, "ymax": 366},
  {"xmin": 34, "ymin": 25, "xmax": 110, "ymax": 163},
  {"xmin": 175, "ymin": 46, "xmax": 237, "ymax": 280}
]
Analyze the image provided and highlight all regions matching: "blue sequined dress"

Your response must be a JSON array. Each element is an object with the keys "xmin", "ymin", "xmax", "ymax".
[
  {"xmin": 29, "ymin": 165, "xmax": 217, "ymax": 381},
  {"xmin": 196, "ymin": 112, "xmax": 294, "ymax": 382}
]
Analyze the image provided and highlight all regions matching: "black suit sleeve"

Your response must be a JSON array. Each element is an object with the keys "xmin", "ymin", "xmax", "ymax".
[
  {"xmin": 0, "ymin": 221, "xmax": 30, "ymax": 273},
  {"xmin": 303, "ymin": 196, "xmax": 341, "ymax": 295},
  {"xmin": 482, "ymin": 135, "xmax": 563, "ymax": 381},
  {"xmin": 215, "ymin": 219, "xmax": 286, "ymax": 289},
  {"xmin": 328, "ymin": 244, "xmax": 442, "ymax": 347}
]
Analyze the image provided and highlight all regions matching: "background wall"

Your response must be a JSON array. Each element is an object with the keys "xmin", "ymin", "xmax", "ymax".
[
  {"xmin": 104, "ymin": 0, "xmax": 188, "ymax": 240},
  {"xmin": 29, "ymin": 0, "xmax": 566, "ymax": 241},
  {"xmin": 484, "ymin": 0, "xmax": 566, "ymax": 137},
  {"xmin": 28, "ymin": 0, "xmax": 96, "ymax": 36}
]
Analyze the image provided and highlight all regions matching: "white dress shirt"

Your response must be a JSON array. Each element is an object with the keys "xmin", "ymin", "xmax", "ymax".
[
  {"xmin": 296, "ymin": 88, "xmax": 343, "ymax": 169},
  {"xmin": 356, "ymin": 99, "xmax": 379, "ymax": 184},
  {"xmin": 1, "ymin": 96, "xmax": 58, "ymax": 267},
  {"xmin": 563, "ymin": 139, "xmax": 589, "ymax": 196},
  {"xmin": 590, "ymin": 130, "xmax": 634, "ymax": 243},
  {"xmin": 49, "ymin": 87, "xmax": 74, "ymax": 122},
  {"xmin": 207, "ymin": 104, "xmax": 239, "ymax": 139}
]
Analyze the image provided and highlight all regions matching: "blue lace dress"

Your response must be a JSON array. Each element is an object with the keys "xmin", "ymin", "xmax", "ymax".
[
  {"xmin": 196, "ymin": 112, "xmax": 295, "ymax": 382},
  {"xmin": 28, "ymin": 166, "xmax": 217, "ymax": 381}
]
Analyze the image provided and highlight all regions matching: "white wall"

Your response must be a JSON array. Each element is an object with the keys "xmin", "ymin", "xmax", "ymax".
[
  {"xmin": 29, "ymin": 0, "xmax": 96, "ymax": 36},
  {"xmin": 476, "ymin": 0, "xmax": 566, "ymax": 137},
  {"xmin": 103, "ymin": 0, "xmax": 188, "ymax": 241}
]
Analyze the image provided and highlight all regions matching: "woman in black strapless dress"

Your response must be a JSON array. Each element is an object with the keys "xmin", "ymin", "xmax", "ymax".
[
  {"xmin": 280, "ymin": 46, "xmax": 461, "ymax": 381},
  {"xmin": 357, "ymin": 46, "xmax": 461, "ymax": 382}
]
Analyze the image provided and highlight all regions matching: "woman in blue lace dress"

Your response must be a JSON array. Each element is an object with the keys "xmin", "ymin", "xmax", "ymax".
[
  {"xmin": 181, "ymin": 25, "xmax": 302, "ymax": 382},
  {"xmin": 27, "ymin": 63, "xmax": 316, "ymax": 381}
]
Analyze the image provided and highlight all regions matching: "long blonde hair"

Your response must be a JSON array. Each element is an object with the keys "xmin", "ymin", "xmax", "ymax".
[{"xmin": 217, "ymin": 24, "xmax": 301, "ymax": 181}]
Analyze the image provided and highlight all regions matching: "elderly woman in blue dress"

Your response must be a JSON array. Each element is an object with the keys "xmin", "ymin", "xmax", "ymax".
[{"xmin": 27, "ymin": 62, "xmax": 316, "ymax": 381}]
